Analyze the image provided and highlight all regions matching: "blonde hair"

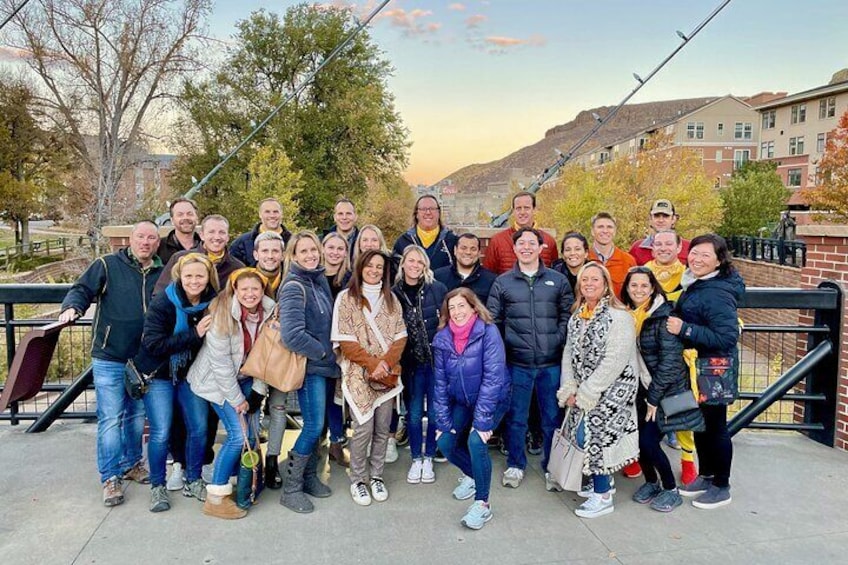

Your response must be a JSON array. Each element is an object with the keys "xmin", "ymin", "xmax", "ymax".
[
  {"xmin": 209, "ymin": 269, "xmax": 267, "ymax": 335},
  {"xmin": 353, "ymin": 224, "xmax": 390, "ymax": 265},
  {"xmin": 438, "ymin": 287, "xmax": 493, "ymax": 329},
  {"xmin": 171, "ymin": 253, "xmax": 220, "ymax": 293},
  {"xmin": 321, "ymin": 232, "xmax": 351, "ymax": 288},
  {"xmin": 283, "ymin": 230, "xmax": 323, "ymax": 276},
  {"xmin": 571, "ymin": 261, "xmax": 625, "ymax": 312},
  {"xmin": 397, "ymin": 245, "xmax": 434, "ymax": 285}
]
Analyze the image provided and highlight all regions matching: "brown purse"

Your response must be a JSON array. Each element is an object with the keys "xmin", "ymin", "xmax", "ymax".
[{"xmin": 241, "ymin": 305, "xmax": 307, "ymax": 393}]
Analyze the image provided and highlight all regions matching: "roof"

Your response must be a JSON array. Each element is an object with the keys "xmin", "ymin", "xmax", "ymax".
[{"xmin": 755, "ymin": 80, "xmax": 848, "ymax": 111}]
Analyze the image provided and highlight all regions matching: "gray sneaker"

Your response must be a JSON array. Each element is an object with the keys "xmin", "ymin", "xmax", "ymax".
[
  {"xmin": 692, "ymin": 484, "xmax": 731, "ymax": 509},
  {"xmin": 651, "ymin": 488, "xmax": 683, "ymax": 512},
  {"xmin": 632, "ymin": 481, "xmax": 662, "ymax": 504},
  {"xmin": 150, "ymin": 485, "xmax": 170, "ymax": 513},
  {"xmin": 183, "ymin": 479, "xmax": 207, "ymax": 502},
  {"xmin": 679, "ymin": 475, "xmax": 713, "ymax": 498}
]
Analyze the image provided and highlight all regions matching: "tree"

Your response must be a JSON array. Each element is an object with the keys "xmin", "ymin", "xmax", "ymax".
[
  {"xmin": 173, "ymin": 5, "xmax": 408, "ymax": 229},
  {"xmin": 718, "ymin": 161, "xmax": 789, "ymax": 237},
  {"xmin": 359, "ymin": 174, "xmax": 416, "ymax": 244},
  {"xmin": 3, "ymin": 0, "xmax": 212, "ymax": 233},
  {"xmin": 803, "ymin": 109, "xmax": 848, "ymax": 219},
  {"xmin": 537, "ymin": 138, "xmax": 723, "ymax": 246},
  {"xmin": 0, "ymin": 76, "xmax": 68, "ymax": 250}
]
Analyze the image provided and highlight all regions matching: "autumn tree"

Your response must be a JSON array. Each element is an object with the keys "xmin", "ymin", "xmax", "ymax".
[
  {"xmin": 718, "ymin": 161, "xmax": 789, "ymax": 237},
  {"xmin": 537, "ymin": 138, "xmax": 722, "ymax": 246},
  {"xmin": 173, "ymin": 5, "xmax": 408, "ymax": 229},
  {"xmin": 3, "ymin": 0, "xmax": 212, "ymax": 233},
  {"xmin": 359, "ymin": 174, "xmax": 416, "ymax": 244},
  {"xmin": 803, "ymin": 109, "xmax": 848, "ymax": 219}
]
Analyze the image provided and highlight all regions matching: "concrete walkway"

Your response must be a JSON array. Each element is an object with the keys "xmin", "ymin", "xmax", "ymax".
[{"xmin": 1, "ymin": 423, "xmax": 847, "ymax": 565}]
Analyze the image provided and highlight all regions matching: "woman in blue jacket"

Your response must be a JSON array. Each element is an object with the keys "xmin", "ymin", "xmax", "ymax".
[
  {"xmin": 278, "ymin": 231, "xmax": 339, "ymax": 514},
  {"xmin": 667, "ymin": 234, "xmax": 745, "ymax": 510},
  {"xmin": 433, "ymin": 288, "xmax": 510, "ymax": 530}
]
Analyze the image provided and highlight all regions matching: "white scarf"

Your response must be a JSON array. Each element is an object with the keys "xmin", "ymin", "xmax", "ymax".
[{"xmin": 363, "ymin": 282, "xmax": 382, "ymax": 313}]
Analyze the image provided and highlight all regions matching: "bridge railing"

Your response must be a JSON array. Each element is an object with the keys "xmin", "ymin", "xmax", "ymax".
[
  {"xmin": 0, "ymin": 283, "xmax": 842, "ymax": 445},
  {"xmin": 730, "ymin": 236, "xmax": 806, "ymax": 268}
]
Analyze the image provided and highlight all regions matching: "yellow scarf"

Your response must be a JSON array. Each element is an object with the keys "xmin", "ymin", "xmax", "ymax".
[
  {"xmin": 578, "ymin": 303, "xmax": 595, "ymax": 320},
  {"xmin": 259, "ymin": 225, "xmax": 283, "ymax": 235},
  {"xmin": 629, "ymin": 301, "xmax": 651, "ymax": 334},
  {"xmin": 417, "ymin": 225, "xmax": 440, "ymax": 248},
  {"xmin": 647, "ymin": 260, "xmax": 685, "ymax": 298},
  {"xmin": 207, "ymin": 249, "xmax": 225, "ymax": 264},
  {"xmin": 259, "ymin": 268, "xmax": 282, "ymax": 296},
  {"xmin": 512, "ymin": 220, "xmax": 538, "ymax": 231}
]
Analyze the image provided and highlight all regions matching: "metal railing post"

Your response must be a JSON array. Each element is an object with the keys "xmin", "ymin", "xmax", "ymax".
[{"xmin": 27, "ymin": 366, "xmax": 94, "ymax": 433}]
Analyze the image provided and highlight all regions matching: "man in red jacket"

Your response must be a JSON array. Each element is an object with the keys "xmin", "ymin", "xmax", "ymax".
[
  {"xmin": 483, "ymin": 192, "xmax": 558, "ymax": 275},
  {"xmin": 629, "ymin": 199, "xmax": 690, "ymax": 266}
]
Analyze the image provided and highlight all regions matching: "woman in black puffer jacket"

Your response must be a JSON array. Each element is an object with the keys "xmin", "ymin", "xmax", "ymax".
[{"xmin": 622, "ymin": 267, "xmax": 703, "ymax": 514}]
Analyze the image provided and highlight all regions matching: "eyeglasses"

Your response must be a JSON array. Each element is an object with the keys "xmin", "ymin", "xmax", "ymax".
[
  {"xmin": 417, "ymin": 207, "xmax": 439, "ymax": 213},
  {"xmin": 627, "ymin": 266, "xmax": 653, "ymax": 274}
]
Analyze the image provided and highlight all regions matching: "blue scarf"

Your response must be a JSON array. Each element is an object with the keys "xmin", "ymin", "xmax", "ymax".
[{"xmin": 165, "ymin": 282, "xmax": 212, "ymax": 381}]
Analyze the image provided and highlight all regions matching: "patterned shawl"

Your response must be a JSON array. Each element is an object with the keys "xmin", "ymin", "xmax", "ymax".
[
  {"xmin": 331, "ymin": 290, "xmax": 407, "ymax": 425},
  {"xmin": 563, "ymin": 300, "xmax": 639, "ymax": 475}
]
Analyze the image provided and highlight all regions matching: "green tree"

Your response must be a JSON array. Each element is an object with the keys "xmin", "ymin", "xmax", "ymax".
[
  {"xmin": 718, "ymin": 161, "xmax": 789, "ymax": 237},
  {"xmin": 359, "ymin": 174, "xmax": 416, "ymax": 244},
  {"xmin": 803, "ymin": 109, "xmax": 848, "ymax": 219},
  {"xmin": 173, "ymin": 5, "xmax": 408, "ymax": 229},
  {"xmin": 538, "ymin": 138, "xmax": 722, "ymax": 245}
]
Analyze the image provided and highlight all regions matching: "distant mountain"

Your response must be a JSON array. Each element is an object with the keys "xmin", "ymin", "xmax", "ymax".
[{"xmin": 438, "ymin": 97, "xmax": 719, "ymax": 193}]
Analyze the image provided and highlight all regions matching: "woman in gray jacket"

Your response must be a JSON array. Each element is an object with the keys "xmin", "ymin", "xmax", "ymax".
[{"xmin": 188, "ymin": 268, "xmax": 276, "ymax": 520}]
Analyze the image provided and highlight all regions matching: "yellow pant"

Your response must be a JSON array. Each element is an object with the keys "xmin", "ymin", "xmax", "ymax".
[{"xmin": 676, "ymin": 430, "xmax": 695, "ymax": 463}]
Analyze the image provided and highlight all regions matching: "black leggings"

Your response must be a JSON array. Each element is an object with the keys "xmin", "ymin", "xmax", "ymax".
[
  {"xmin": 694, "ymin": 404, "xmax": 733, "ymax": 488},
  {"xmin": 637, "ymin": 396, "xmax": 675, "ymax": 489}
]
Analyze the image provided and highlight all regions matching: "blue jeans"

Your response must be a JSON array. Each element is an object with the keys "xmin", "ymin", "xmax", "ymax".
[
  {"xmin": 325, "ymin": 377, "xmax": 345, "ymax": 444},
  {"xmin": 92, "ymin": 358, "xmax": 145, "ymax": 483},
  {"xmin": 576, "ymin": 419, "xmax": 611, "ymax": 494},
  {"xmin": 144, "ymin": 378, "xmax": 209, "ymax": 486},
  {"xmin": 293, "ymin": 373, "xmax": 327, "ymax": 457},
  {"xmin": 210, "ymin": 379, "xmax": 256, "ymax": 486},
  {"xmin": 505, "ymin": 364, "xmax": 562, "ymax": 472},
  {"xmin": 408, "ymin": 363, "xmax": 437, "ymax": 459},
  {"xmin": 437, "ymin": 401, "xmax": 508, "ymax": 502}
]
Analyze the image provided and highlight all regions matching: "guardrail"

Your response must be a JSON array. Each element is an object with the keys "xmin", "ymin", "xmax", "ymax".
[
  {"xmin": 0, "ymin": 236, "xmax": 96, "ymax": 269},
  {"xmin": 730, "ymin": 236, "xmax": 806, "ymax": 267}
]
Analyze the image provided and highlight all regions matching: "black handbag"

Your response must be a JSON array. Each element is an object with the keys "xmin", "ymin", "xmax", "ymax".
[
  {"xmin": 123, "ymin": 360, "xmax": 150, "ymax": 400},
  {"xmin": 660, "ymin": 390, "xmax": 699, "ymax": 417},
  {"xmin": 696, "ymin": 353, "xmax": 739, "ymax": 405}
]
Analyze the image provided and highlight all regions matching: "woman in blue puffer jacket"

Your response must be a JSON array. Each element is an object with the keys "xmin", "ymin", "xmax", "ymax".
[{"xmin": 433, "ymin": 287, "xmax": 511, "ymax": 531}]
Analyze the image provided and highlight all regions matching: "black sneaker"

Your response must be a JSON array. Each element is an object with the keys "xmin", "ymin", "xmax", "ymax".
[
  {"xmin": 526, "ymin": 432, "xmax": 542, "ymax": 456},
  {"xmin": 434, "ymin": 449, "xmax": 447, "ymax": 463}
]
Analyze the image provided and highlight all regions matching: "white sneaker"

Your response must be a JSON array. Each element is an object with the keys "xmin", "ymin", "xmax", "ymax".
[
  {"xmin": 421, "ymin": 457, "xmax": 435, "ymax": 484},
  {"xmin": 578, "ymin": 476, "xmax": 617, "ymax": 498},
  {"xmin": 407, "ymin": 459, "xmax": 423, "ymax": 484},
  {"xmin": 385, "ymin": 438, "xmax": 398, "ymax": 464},
  {"xmin": 502, "ymin": 467, "xmax": 524, "ymax": 488},
  {"xmin": 370, "ymin": 478, "xmax": 389, "ymax": 502},
  {"xmin": 350, "ymin": 482, "xmax": 372, "ymax": 506},
  {"xmin": 201, "ymin": 464, "xmax": 214, "ymax": 484},
  {"xmin": 574, "ymin": 492, "xmax": 614, "ymax": 518},
  {"xmin": 544, "ymin": 472, "xmax": 563, "ymax": 492},
  {"xmin": 166, "ymin": 463, "xmax": 185, "ymax": 491}
]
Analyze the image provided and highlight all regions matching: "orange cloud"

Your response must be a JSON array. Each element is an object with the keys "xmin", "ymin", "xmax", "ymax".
[
  {"xmin": 376, "ymin": 7, "xmax": 440, "ymax": 36},
  {"xmin": 465, "ymin": 14, "xmax": 487, "ymax": 28},
  {"xmin": 485, "ymin": 34, "xmax": 547, "ymax": 48},
  {"xmin": 0, "ymin": 46, "xmax": 29, "ymax": 62},
  {"xmin": 448, "ymin": 3, "xmax": 466, "ymax": 10}
]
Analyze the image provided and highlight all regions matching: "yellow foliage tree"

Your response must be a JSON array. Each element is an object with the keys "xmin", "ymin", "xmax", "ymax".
[
  {"xmin": 802, "ymin": 109, "xmax": 848, "ymax": 219},
  {"xmin": 359, "ymin": 174, "xmax": 416, "ymax": 244},
  {"xmin": 537, "ymin": 139, "xmax": 723, "ymax": 247},
  {"xmin": 244, "ymin": 146, "xmax": 303, "ymax": 232}
]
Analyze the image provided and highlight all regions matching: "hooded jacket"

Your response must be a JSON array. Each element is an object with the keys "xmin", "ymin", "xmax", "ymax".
[{"xmin": 432, "ymin": 318, "xmax": 511, "ymax": 433}]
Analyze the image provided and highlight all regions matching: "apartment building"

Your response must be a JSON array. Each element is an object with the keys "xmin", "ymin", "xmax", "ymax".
[
  {"xmin": 755, "ymin": 70, "xmax": 848, "ymax": 206},
  {"xmin": 575, "ymin": 95, "xmax": 761, "ymax": 188}
]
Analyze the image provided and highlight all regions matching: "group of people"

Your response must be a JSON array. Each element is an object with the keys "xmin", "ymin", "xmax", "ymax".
[{"xmin": 60, "ymin": 191, "xmax": 744, "ymax": 529}]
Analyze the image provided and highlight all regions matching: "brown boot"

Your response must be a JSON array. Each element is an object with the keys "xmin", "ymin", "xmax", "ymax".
[
  {"xmin": 328, "ymin": 441, "xmax": 350, "ymax": 468},
  {"xmin": 203, "ymin": 484, "xmax": 246, "ymax": 520}
]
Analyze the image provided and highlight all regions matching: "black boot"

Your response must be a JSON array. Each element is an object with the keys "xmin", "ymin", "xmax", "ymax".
[
  {"xmin": 303, "ymin": 446, "xmax": 332, "ymax": 498},
  {"xmin": 265, "ymin": 454, "xmax": 282, "ymax": 490},
  {"xmin": 280, "ymin": 451, "xmax": 313, "ymax": 513}
]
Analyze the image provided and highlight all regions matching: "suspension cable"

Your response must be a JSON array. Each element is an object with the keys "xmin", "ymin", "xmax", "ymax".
[
  {"xmin": 0, "ymin": 0, "xmax": 32, "ymax": 32},
  {"xmin": 490, "ymin": 0, "xmax": 732, "ymax": 227}
]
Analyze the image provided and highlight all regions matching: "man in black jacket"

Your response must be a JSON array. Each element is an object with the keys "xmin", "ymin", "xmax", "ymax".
[
  {"xmin": 434, "ymin": 233, "xmax": 496, "ymax": 304},
  {"xmin": 59, "ymin": 221, "xmax": 164, "ymax": 507},
  {"xmin": 229, "ymin": 198, "xmax": 292, "ymax": 267},
  {"xmin": 156, "ymin": 197, "xmax": 201, "ymax": 264},
  {"xmin": 487, "ymin": 228, "xmax": 573, "ymax": 490}
]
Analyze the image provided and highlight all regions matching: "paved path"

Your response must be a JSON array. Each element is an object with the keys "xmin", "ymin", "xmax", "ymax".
[{"xmin": 1, "ymin": 423, "xmax": 847, "ymax": 565}]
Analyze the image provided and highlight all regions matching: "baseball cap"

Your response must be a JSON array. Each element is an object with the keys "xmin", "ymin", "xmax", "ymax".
[{"xmin": 650, "ymin": 199, "xmax": 675, "ymax": 215}]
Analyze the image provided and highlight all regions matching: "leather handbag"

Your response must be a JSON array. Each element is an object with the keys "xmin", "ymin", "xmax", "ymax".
[
  {"xmin": 659, "ymin": 390, "xmax": 699, "ymax": 417},
  {"xmin": 547, "ymin": 411, "xmax": 585, "ymax": 492},
  {"xmin": 695, "ymin": 352, "xmax": 739, "ymax": 405},
  {"xmin": 123, "ymin": 359, "xmax": 150, "ymax": 400},
  {"xmin": 241, "ymin": 305, "xmax": 307, "ymax": 393}
]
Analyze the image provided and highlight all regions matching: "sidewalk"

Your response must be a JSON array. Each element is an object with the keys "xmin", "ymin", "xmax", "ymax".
[{"xmin": 1, "ymin": 422, "xmax": 847, "ymax": 565}]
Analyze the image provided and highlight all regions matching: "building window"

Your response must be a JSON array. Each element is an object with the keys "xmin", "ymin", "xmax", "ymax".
[
  {"xmin": 717, "ymin": 122, "xmax": 724, "ymax": 135},
  {"xmin": 760, "ymin": 141, "xmax": 774, "ymax": 159},
  {"xmin": 817, "ymin": 133, "xmax": 826, "ymax": 153},
  {"xmin": 790, "ymin": 104, "xmax": 807, "ymax": 124},
  {"xmin": 733, "ymin": 149, "xmax": 750, "ymax": 170},
  {"xmin": 761, "ymin": 111, "xmax": 775, "ymax": 130},
  {"xmin": 686, "ymin": 122, "xmax": 704, "ymax": 140},
  {"xmin": 734, "ymin": 122, "xmax": 752, "ymax": 140},
  {"xmin": 789, "ymin": 136, "xmax": 805, "ymax": 155},
  {"xmin": 819, "ymin": 97, "xmax": 837, "ymax": 119},
  {"xmin": 787, "ymin": 168, "xmax": 802, "ymax": 187},
  {"xmin": 716, "ymin": 150, "xmax": 722, "ymax": 163},
  {"xmin": 599, "ymin": 151, "xmax": 610, "ymax": 164}
]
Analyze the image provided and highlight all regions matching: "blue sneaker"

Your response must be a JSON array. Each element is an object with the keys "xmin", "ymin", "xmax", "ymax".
[
  {"xmin": 692, "ymin": 485, "xmax": 731, "ymax": 509},
  {"xmin": 452, "ymin": 475, "xmax": 476, "ymax": 500},
  {"xmin": 651, "ymin": 488, "xmax": 683, "ymax": 512},
  {"xmin": 632, "ymin": 482, "xmax": 662, "ymax": 504},
  {"xmin": 461, "ymin": 501, "xmax": 492, "ymax": 530}
]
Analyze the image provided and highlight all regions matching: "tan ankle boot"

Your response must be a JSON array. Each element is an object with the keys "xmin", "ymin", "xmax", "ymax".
[{"xmin": 203, "ymin": 483, "xmax": 246, "ymax": 520}]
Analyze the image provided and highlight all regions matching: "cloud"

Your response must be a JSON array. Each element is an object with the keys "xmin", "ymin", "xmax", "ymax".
[
  {"xmin": 448, "ymin": 3, "xmax": 465, "ymax": 10},
  {"xmin": 484, "ymin": 34, "xmax": 547, "ymax": 48},
  {"xmin": 376, "ymin": 8, "xmax": 441, "ymax": 37},
  {"xmin": 0, "ymin": 46, "xmax": 29, "ymax": 62},
  {"xmin": 464, "ymin": 14, "xmax": 487, "ymax": 28}
]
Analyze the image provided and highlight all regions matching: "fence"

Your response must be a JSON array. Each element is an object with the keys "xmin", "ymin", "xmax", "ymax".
[
  {"xmin": 0, "ymin": 236, "xmax": 96, "ymax": 270},
  {"xmin": 0, "ymin": 283, "xmax": 842, "ymax": 447},
  {"xmin": 730, "ymin": 236, "xmax": 807, "ymax": 268}
]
